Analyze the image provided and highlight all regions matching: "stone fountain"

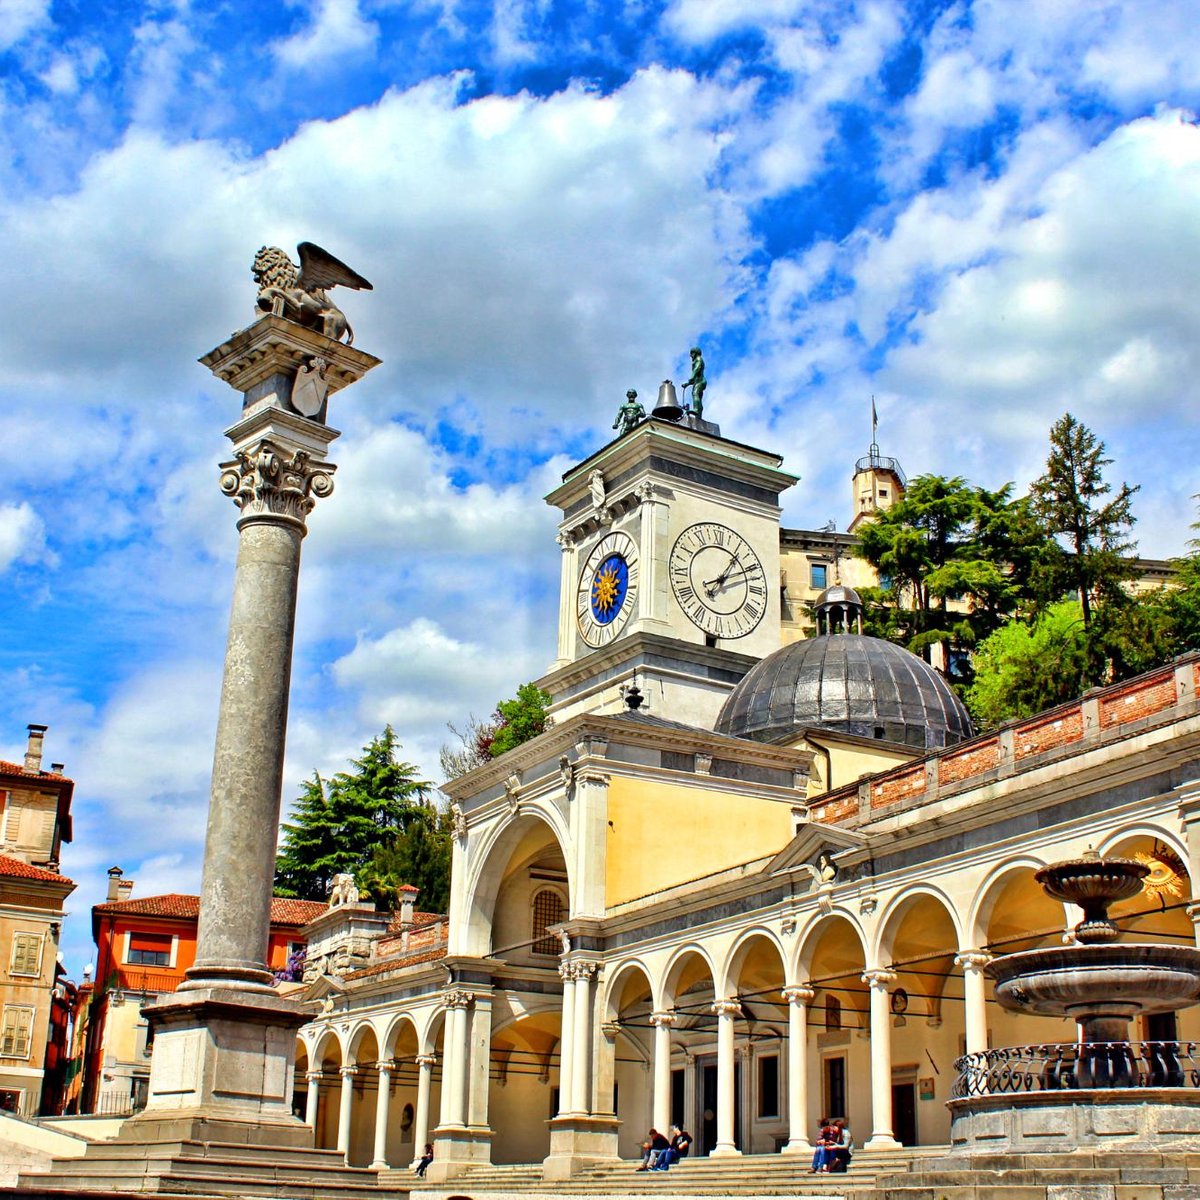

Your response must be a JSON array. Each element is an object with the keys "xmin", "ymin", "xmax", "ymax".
[{"xmin": 949, "ymin": 849, "xmax": 1200, "ymax": 1152}]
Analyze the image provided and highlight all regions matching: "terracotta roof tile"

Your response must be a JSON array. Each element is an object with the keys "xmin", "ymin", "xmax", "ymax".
[
  {"xmin": 344, "ymin": 945, "xmax": 448, "ymax": 980},
  {"xmin": 0, "ymin": 760, "xmax": 71, "ymax": 782},
  {"xmin": 0, "ymin": 854, "xmax": 73, "ymax": 884},
  {"xmin": 93, "ymin": 893, "xmax": 326, "ymax": 926}
]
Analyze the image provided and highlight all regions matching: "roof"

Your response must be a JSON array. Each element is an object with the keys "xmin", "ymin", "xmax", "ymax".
[
  {"xmin": 0, "ymin": 759, "xmax": 69, "ymax": 780},
  {"xmin": 93, "ymin": 893, "xmax": 326, "ymax": 926},
  {"xmin": 0, "ymin": 853, "xmax": 74, "ymax": 885},
  {"xmin": 0, "ymin": 761, "xmax": 74, "ymax": 845}
]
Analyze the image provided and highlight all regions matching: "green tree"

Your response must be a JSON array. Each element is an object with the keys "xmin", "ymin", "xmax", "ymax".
[
  {"xmin": 358, "ymin": 804, "xmax": 454, "ymax": 915},
  {"xmin": 1029, "ymin": 413, "xmax": 1139, "ymax": 640},
  {"xmin": 274, "ymin": 726, "xmax": 435, "ymax": 905},
  {"xmin": 489, "ymin": 682, "xmax": 553, "ymax": 757},
  {"xmin": 966, "ymin": 600, "xmax": 1089, "ymax": 727}
]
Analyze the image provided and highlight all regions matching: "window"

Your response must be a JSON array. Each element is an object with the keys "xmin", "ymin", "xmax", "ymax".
[
  {"xmin": 810, "ymin": 563, "xmax": 828, "ymax": 589},
  {"xmin": 9, "ymin": 933, "xmax": 42, "ymax": 977},
  {"xmin": 531, "ymin": 889, "xmax": 566, "ymax": 956},
  {"xmin": 757, "ymin": 1054, "xmax": 780, "ymax": 1118},
  {"xmin": 0, "ymin": 1089, "xmax": 21, "ymax": 1114},
  {"xmin": 1, "ymin": 1006, "xmax": 33, "ymax": 1058},
  {"xmin": 127, "ymin": 932, "xmax": 172, "ymax": 967}
]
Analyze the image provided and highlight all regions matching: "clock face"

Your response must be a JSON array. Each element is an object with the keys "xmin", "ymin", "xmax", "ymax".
[
  {"xmin": 669, "ymin": 522, "xmax": 767, "ymax": 638},
  {"xmin": 577, "ymin": 531, "xmax": 639, "ymax": 648}
]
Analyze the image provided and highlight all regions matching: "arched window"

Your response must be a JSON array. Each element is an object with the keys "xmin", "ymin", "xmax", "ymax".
[{"xmin": 531, "ymin": 888, "xmax": 566, "ymax": 956}]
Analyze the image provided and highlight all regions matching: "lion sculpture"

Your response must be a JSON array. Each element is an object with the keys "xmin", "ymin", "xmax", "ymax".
[
  {"xmin": 252, "ymin": 242, "xmax": 373, "ymax": 345},
  {"xmin": 328, "ymin": 873, "xmax": 361, "ymax": 907}
]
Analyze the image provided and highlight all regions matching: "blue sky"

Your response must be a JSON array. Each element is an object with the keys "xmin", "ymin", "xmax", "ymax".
[{"xmin": 2, "ymin": 0, "xmax": 1199, "ymax": 975}]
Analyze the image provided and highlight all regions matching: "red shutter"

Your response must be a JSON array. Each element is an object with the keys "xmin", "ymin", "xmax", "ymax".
[{"xmin": 129, "ymin": 932, "xmax": 172, "ymax": 953}]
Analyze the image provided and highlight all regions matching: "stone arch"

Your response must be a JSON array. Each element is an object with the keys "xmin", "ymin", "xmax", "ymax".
[
  {"xmin": 967, "ymin": 856, "xmax": 1058, "ymax": 952},
  {"xmin": 662, "ymin": 943, "xmax": 719, "ymax": 1006},
  {"xmin": 873, "ymin": 885, "xmax": 964, "ymax": 965},
  {"xmin": 460, "ymin": 808, "xmax": 571, "ymax": 959},
  {"xmin": 347, "ymin": 1022, "xmax": 381, "ymax": 1067},
  {"xmin": 1098, "ymin": 828, "xmax": 1194, "ymax": 946},
  {"xmin": 382, "ymin": 1011, "xmax": 421, "ymax": 1059},
  {"xmin": 874, "ymin": 887, "xmax": 962, "ymax": 1033},
  {"xmin": 797, "ymin": 912, "xmax": 869, "ymax": 1035},
  {"xmin": 720, "ymin": 925, "xmax": 788, "ymax": 998}
]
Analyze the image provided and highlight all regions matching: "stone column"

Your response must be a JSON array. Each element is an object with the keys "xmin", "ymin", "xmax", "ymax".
[
  {"xmin": 135, "ymin": 318, "xmax": 378, "ymax": 1149},
  {"xmin": 304, "ymin": 1070, "xmax": 321, "ymax": 1128},
  {"xmin": 711, "ymin": 1000, "xmax": 742, "ymax": 1157},
  {"xmin": 555, "ymin": 532, "xmax": 577, "ymax": 666},
  {"xmin": 649, "ymin": 1011, "xmax": 678, "ymax": 1132},
  {"xmin": 570, "ymin": 963, "xmax": 597, "ymax": 1115},
  {"xmin": 862, "ymin": 969, "xmax": 901, "ymax": 1149},
  {"xmin": 955, "ymin": 951, "xmax": 993, "ymax": 1057},
  {"xmin": 371, "ymin": 1061, "xmax": 393, "ymax": 1170},
  {"xmin": 336, "ymin": 1067, "xmax": 357, "ymax": 1159},
  {"xmin": 781, "ymin": 985, "xmax": 815, "ymax": 1152},
  {"xmin": 558, "ymin": 964, "xmax": 578, "ymax": 1114},
  {"xmin": 441, "ymin": 990, "xmax": 473, "ymax": 1128},
  {"xmin": 412, "ymin": 1054, "xmax": 436, "ymax": 1167}
]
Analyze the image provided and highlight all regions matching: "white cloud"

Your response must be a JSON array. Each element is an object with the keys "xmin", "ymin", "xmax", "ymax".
[
  {"xmin": 272, "ymin": 0, "xmax": 380, "ymax": 69},
  {"xmin": 0, "ymin": 502, "xmax": 48, "ymax": 572},
  {"xmin": 0, "ymin": 0, "xmax": 50, "ymax": 51}
]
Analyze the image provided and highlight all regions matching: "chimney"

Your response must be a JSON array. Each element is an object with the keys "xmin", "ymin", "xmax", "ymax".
[
  {"xmin": 24, "ymin": 724, "xmax": 47, "ymax": 774},
  {"xmin": 398, "ymin": 884, "xmax": 419, "ymax": 928},
  {"xmin": 107, "ymin": 866, "xmax": 128, "ymax": 902},
  {"xmin": 50, "ymin": 763, "xmax": 64, "ymax": 774}
]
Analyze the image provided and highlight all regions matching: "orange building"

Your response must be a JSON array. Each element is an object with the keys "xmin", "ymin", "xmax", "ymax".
[
  {"xmin": 0, "ymin": 725, "xmax": 75, "ymax": 1116},
  {"xmin": 83, "ymin": 872, "xmax": 324, "ymax": 1115}
]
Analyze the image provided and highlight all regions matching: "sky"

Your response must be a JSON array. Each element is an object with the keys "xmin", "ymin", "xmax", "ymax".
[{"xmin": 2, "ymin": 0, "xmax": 1199, "ymax": 976}]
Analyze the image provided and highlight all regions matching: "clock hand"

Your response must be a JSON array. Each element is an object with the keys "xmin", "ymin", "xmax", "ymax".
[{"xmin": 703, "ymin": 553, "xmax": 747, "ymax": 595}]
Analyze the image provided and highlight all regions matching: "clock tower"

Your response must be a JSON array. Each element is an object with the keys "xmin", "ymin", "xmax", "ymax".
[{"xmin": 539, "ymin": 417, "xmax": 797, "ymax": 726}]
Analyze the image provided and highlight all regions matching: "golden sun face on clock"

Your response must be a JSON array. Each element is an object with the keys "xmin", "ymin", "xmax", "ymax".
[
  {"xmin": 669, "ymin": 522, "xmax": 767, "ymax": 639},
  {"xmin": 577, "ymin": 531, "xmax": 639, "ymax": 648}
]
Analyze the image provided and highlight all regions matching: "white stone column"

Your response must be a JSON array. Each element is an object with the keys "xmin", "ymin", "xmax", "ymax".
[
  {"xmin": 649, "ymin": 1011, "xmax": 678, "ymax": 1132},
  {"xmin": 711, "ymin": 1000, "xmax": 742, "ymax": 1157},
  {"xmin": 781, "ymin": 985, "xmax": 815, "ymax": 1152},
  {"xmin": 862, "ymin": 969, "xmax": 900, "ymax": 1149},
  {"xmin": 336, "ymin": 1066, "xmax": 357, "ymax": 1159},
  {"xmin": 570, "ymin": 963, "xmax": 597, "ymax": 1114},
  {"xmin": 441, "ymin": 990, "xmax": 473, "ymax": 1128},
  {"xmin": 558, "ymin": 964, "xmax": 577, "ymax": 1115},
  {"xmin": 371, "ymin": 1061, "xmax": 393, "ymax": 1169},
  {"xmin": 412, "ymin": 1054, "xmax": 436, "ymax": 1166},
  {"xmin": 955, "ymin": 951, "xmax": 993, "ymax": 1057},
  {"xmin": 305, "ymin": 1069, "xmax": 321, "ymax": 1127},
  {"xmin": 555, "ymin": 531, "xmax": 577, "ymax": 665}
]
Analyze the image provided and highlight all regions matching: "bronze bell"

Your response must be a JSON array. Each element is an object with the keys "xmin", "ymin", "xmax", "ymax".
[{"xmin": 652, "ymin": 379, "xmax": 683, "ymax": 422}]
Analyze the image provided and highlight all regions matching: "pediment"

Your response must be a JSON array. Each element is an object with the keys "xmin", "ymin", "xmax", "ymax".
[{"xmin": 767, "ymin": 819, "xmax": 871, "ymax": 875}]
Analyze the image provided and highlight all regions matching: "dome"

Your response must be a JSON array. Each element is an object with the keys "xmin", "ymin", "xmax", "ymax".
[{"xmin": 715, "ymin": 634, "xmax": 974, "ymax": 750}]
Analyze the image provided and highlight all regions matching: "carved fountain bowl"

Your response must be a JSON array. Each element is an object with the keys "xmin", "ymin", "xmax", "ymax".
[
  {"xmin": 988, "ymin": 943, "xmax": 1200, "ymax": 1019},
  {"xmin": 1034, "ymin": 855, "xmax": 1149, "ymax": 908}
]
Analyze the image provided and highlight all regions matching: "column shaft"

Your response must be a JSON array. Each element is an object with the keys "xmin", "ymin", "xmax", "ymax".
[
  {"xmin": 371, "ymin": 1065, "xmax": 392, "ymax": 1169},
  {"xmin": 863, "ymin": 970, "xmax": 899, "ymax": 1149},
  {"xmin": 783, "ymin": 987, "xmax": 814, "ymax": 1151},
  {"xmin": 413, "ymin": 1056, "xmax": 435, "ymax": 1166},
  {"xmin": 446, "ymin": 1003, "xmax": 470, "ymax": 1126},
  {"xmin": 558, "ymin": 970, "xmax": 577, "ymax": 1115},
  {"xmin": 305, "ymin": 1071, "xmax": 321, "ymax": 1127},
  {"xmin": 570, "ymin": 968, "xmax": 593, "ymax": 1114},
  {"xmin": 336, "ymin": 1068, "xmax": 356, "ymax": 1158},
  {"xmin": 957, "ymin": 953, "xmax": 992, "ymax": 1057},
  {"xmin": 712, "ymin": 1001, "xmax": 741, "ymax": 1156},
  {"xmin": 650, "ymin": 1014, "xmax": 675, "ymax": 1132}
]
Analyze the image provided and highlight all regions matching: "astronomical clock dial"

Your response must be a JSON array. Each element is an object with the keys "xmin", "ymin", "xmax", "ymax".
[
  {"xmin": 669, "ymin": 522, "xmax": 767, "ymax": 639},
  {"xmin": 577, "ymin": 531, "xmax": 639, "ymax": 648}
]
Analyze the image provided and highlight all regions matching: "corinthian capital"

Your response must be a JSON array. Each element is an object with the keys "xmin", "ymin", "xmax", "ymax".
[
  {"xmin": 442, "ymin": 988, "xmax": 475, "ymax": 1010},
  {"xmin": 649, "ymin": 1010, "xmax": 678, "ymax": 1029},
  {"xmin": 711, "ymin": 999, "xmax": 743, "ymax": 1019},
  {"xmin": 861, "ymin": 968, "xmax": 898, "ymax": 990},
  {"xmin": 782, "ymin": 985, "xmax": 816, "ymax": 1007},
  {"xmin": 954, "ymin": 950, "xmax": 993, "ymax": 972},
  {"xmin": 219, "ymin": 438, "xmax": 335, "ymax": 529}
]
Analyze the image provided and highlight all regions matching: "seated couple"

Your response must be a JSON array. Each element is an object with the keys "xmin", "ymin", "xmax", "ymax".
[
  {"xmin": 636, "ymin": 1125, "xmax": 693, "ymax": 1171},
  {"xmin": 810, "ymin": 1117, "xmax": 852, "ymax": 1173}
]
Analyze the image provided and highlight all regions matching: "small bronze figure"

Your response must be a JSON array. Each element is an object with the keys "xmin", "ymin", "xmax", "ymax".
[
  {"xmin": 681, "ymin": 346, "xmax": 706, "ymax": 418},
  {"xmin": 613, "ymin": 389, "xmax": 646, "ymax": 437},
  {"xmin": 252, "ymin": 241, "xmax": 373, "ymax": 344}
]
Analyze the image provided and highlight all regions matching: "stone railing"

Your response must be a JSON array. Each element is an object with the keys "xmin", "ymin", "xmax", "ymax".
[{"xmin": 952, "ymin": 1042, "xmax": 1200, "ymax": 1096}]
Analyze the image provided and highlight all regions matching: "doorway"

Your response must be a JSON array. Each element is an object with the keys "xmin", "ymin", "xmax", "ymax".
[
  {"xmin": 891, "ymin": 1081, "xmax": 917, "ymax": 1146},
  {"xmin": 696, "ymin": 1058, "xmax": 742, "ymax": 1155},
  {"xmin": 823, "ymin": 1056, "xmax": 847, "ymax": 1120}
]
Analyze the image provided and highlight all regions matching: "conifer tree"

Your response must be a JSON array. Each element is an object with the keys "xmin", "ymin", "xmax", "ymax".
[{"xmin": 274, "ymin": 726, "xmax": 435, "ymax": 905}]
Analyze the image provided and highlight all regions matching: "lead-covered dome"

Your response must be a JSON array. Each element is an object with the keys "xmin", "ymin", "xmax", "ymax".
[{"xmin": 715, "ymin": 633, "xmax": 973, "ymax": 750}]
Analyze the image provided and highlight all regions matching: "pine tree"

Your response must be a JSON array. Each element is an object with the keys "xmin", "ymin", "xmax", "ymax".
[
  {"xmin": 1029, "ymin": 413, "xmax": 1139, "ymax": 635},
  {"xmin": 273, "ymin": 726, "xmax": 435, "ymax": 904}
]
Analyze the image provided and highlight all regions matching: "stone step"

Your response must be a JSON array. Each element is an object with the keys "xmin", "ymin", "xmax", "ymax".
[{"xmin": 16, "ymin": 1168, "xmax": 402, "ymax": 1200}]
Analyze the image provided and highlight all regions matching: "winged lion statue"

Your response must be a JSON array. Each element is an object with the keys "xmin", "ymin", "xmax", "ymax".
[{"xmin": 252, "ymin": 241, "xmax": 373, "ymax": 345}]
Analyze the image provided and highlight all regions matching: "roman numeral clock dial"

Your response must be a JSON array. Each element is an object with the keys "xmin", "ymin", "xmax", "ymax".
[
  {"xmin": 669, "ymin": 522, "xmax": 767, "ymax": 639},
  {"xmin": 577, "ymin": 531, "xmax": 639, "ymax": 648}
]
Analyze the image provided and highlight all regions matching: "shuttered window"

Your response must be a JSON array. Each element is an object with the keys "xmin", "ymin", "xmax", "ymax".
[
  {"xmin": 127, "ymin": 932, "xmax": 172, "ymax": 967},
  {"xmin": 1, "ymin": 1007, "xmax": 33, "ymax": 1058},
  {"xmin": 9, "ymin": 933, "xmax": 41, "ymax": 977},
  {"xmin": 531, "ymin": 889, "xmax": 566, "ymax": 956}
]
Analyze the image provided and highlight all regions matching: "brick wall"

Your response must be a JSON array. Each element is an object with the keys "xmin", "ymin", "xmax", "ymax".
[
  {"xmin": 871, "ymin": 765, "xmax": 927, "ymax": 809},
  {"xmin": 1099, "ymin": 670, "xmax": 1176, "ymax": 729},
  {"xmin": 1014, "ymin": 709, "xmax": 1083, "ymax": 759},
  {"xmin": 939, "ymin": 737, "xmax": 1000, "ymax": 785}
]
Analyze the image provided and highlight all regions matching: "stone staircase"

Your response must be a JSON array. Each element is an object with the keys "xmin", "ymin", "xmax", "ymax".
[
  {"xmin": 14, "ymin": 1136, "xmax": 406, "ymax": 1199},
  {"xmin": 410, "ymin": 1146, "xmax": 945, "ymax": 1199}
]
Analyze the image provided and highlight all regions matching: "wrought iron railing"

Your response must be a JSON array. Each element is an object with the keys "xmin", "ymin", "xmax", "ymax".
[
  {"xmin": 952, "ymin": 1042, "xmax": 1200, "ymax": 1097},
  {"xmin": 855, "ymin": 454, "xmax": 907, "ymax": 487},
  {"xmin": 112, "ymin": 969, "xmax": 180, "ymax": 995}
]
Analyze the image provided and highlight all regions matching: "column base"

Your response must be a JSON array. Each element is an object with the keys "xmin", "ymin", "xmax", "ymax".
[
  {"xmin": 782, "ymin": 1138, "xmax": 813, "ymax": 1153},
  {"xmin": 428, "ymin": 1123, "xmax": 493, "ymax": 1182},
  {"xmin": 543, "ymin": 1114, "xmax": 621, "ymax": 1179},
  {"xmin": 710, "ymin": 1143, "xmax": 743, "ymax": 1157},
  {"xmin": 138, "ymin": 985, "xmax": 313, "ymax": 1140},
  {"xmin": 865, "ymin": 1133, "xmax": 903, "ymax": 1150}
]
